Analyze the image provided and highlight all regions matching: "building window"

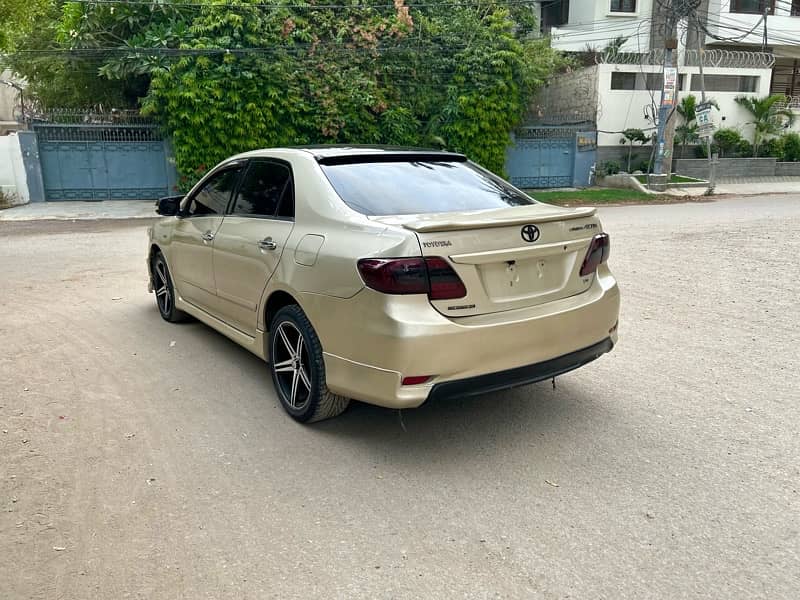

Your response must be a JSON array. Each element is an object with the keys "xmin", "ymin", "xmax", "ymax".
[
  {"xmin": 610, "ymin": 0, "xmax": 636, "ymax": 12},
  {"xmin": 611, "ymin": 72, "xmax": 685, "ymax": 91},
  {"xmin": 730, "ymin": 0, "xmax": 774, "ymax": 14},
  {"xmin": 541, "ymin": 0, "xmax": 570, "ymax": 32},
  {"xmin": 792, "ymin": 0, "xmax": 800, "ymax": 16},
  {"xmin": 690, "ymin": 74, "xmax": 760, "ymax": 92}
]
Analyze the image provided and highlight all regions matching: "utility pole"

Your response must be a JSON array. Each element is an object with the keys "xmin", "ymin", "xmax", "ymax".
[
  {"xmin": 653, "ymin": 0, "xmax": 679, "ymax": 176},
  {"xmin": 693, "ymin": 14, "xmax": 716, "ymax": 194}
]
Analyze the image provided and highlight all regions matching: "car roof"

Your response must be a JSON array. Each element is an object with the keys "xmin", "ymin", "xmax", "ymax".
[{"xmin": 232, "ymin": 145, "xmax": 467, "ymax": 163}]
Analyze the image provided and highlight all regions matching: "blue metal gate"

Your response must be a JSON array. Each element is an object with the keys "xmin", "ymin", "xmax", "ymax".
[
  {"xmin": 33, "ymin": 112, "xmax": 173, "ymax": 201},
  {"xmin": 506, "ymin": 126, "xmax": 582, "ymax": 189}
]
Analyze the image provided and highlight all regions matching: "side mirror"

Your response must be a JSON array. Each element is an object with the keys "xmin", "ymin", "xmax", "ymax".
[{"xmin": 156, "ymin": 195, "xmax": 184, "ymax": 216}]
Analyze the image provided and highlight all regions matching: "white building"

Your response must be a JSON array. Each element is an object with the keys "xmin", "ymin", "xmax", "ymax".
[
  {"xmin": 533, "ymin": 0, "xmax": 800, "ymax": 165},
  {"xmin": 704, "ymin": 1, "xmax": 800, "ymax": 97},
  {"xmin": 547, "ymin": 0, "xmax": 657, "ymax": 54}
]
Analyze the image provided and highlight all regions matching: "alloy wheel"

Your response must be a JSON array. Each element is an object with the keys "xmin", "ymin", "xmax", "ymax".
[
  {"xmin": 153, "ymin": 257, "xmax": 172, "ymax": 316},
  {"xmin": 272, "ymin": 321, "xmax": 312, "ymax": 410}
]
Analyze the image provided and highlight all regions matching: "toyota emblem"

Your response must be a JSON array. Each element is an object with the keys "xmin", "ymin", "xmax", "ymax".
[{"xmin": 521, "ymin": 224, "xmax": 540, "ymax": 243}]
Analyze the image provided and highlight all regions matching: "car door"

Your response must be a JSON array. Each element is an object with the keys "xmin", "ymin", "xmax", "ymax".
[
  {"xmin": 212, "ymin": 159, "xmax": 295, "ymax": 336},
  {"xmin": 169, "ymin": 165, "xmax": 242, "ymax": 314}
]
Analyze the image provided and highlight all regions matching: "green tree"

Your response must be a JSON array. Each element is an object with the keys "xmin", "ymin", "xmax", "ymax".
[
  {"xmin": 734, "ymin": 94, "xmax": 795, "ymax": 157},
  {"xmin": 0, "ymin": 0, "xmax": 49, "ymax": 50},
  {"xmin": 6, "ymin": 0, "xmax": 565, "ymax": 185},
  {"xmin": 619, "ymin": 128, "xmax": 649, "ymax": 172},
  {"xmin": 780, "ymin": 132, "xmax": 800, "ymax": 162},
  {"xmin": 675, "ymin": 96, "xmax": 700, "ymax": 158},
  {"xmin": 712, "ymin": 128, "xmax": 743, "ymax": 158},
  {"xmin": 1, "ymin": 1, "xmax": 144, "ymax": 110}
]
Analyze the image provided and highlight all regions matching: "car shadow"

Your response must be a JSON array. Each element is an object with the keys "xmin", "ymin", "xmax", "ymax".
[
  {"xmin": 310, "ymin": 377, "xmax": 613, "ymax": 467},
  {"xmin": 132, "ymin": 302, "xmax": 616, "ymax": 464}
]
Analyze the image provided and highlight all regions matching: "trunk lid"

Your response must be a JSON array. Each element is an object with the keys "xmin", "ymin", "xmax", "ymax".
[{"xmin": 371, "ymin": 205, "xmax": 603, "ymax": 317}]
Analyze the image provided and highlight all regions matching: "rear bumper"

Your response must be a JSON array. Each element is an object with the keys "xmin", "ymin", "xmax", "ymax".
[
  {"xmin": 427, "ymin": 337, "xmax": 613, "ymax": 402},
  {"xmin": 301, "ymin": 265, "xmax": 619, "ymax": 409}
]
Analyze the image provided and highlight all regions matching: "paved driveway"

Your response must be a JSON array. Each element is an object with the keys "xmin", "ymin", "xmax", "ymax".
[{"xmin": 1, "ymin": 196, "xmax": 798, "ymax": 599}]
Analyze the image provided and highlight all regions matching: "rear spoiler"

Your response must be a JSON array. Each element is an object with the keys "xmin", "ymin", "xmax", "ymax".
[
  {"xmin": 316, "ymin": 152, "xmax": 467, "ymax": 166},
  {"xmin": 398, "ymin": 206, "xmax": 597, "ymax": 233}
]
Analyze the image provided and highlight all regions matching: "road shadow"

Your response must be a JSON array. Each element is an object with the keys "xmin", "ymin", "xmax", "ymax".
[
  {"xmin": 310, "ymin": 375, "xmax": 616, "ymax": 469},
  {"xmin": 130, "ymin": 301, "xmax": 619, "ymax": 467}
]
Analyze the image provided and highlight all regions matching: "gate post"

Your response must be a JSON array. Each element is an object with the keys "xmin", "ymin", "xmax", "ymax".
[
  {"xmin": 17, "ymin": 131, "xmax": 45, "ymax": 202},
  {"xmin": 163, "ymin": 138, "xmax": 179, "ymax": 195},
  {"xmin": 573, "ymin": 131, "xmax": 598, "ymax": 188}
]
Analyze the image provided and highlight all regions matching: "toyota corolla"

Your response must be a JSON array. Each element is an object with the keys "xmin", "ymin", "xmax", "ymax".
[{"xmin": 147, "ymin": 147, "xmax": 619, "ymax": 422}]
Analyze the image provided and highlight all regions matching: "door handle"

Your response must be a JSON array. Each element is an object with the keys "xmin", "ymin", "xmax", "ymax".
[
  {"xmin": 258, "ymin": 237, "xmax": 277, "ymax": 250},
  {"xmin": 201, "ymin": 230, "xmax": 215, "ymax": 242}
]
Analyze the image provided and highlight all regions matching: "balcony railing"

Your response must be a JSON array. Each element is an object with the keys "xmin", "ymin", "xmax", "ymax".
[{"xmin": 775, "ymin": 96, "xmax": 800, "ymax": 111}]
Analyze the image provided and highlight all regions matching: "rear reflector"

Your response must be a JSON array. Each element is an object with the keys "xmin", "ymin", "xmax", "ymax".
[
  {"xmin": 579, "ymin": 233, "xmax": 611, "ymax": 276},
  {"xmin": 401, "ymin": 375, "xmax": 432, "ymax": 386},
  {"xmin": 357, "ymin": 257, "xmax": 466, "ymax": 300}
]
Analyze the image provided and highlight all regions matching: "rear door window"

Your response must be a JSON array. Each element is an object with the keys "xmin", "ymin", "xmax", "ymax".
[
  {"xmin": 231, "ymin": 160, "xmax": 293, "ymax": 218},
  {"xmin": 320, "ymin": 160, "xmax": 534, "ymax": 216}
]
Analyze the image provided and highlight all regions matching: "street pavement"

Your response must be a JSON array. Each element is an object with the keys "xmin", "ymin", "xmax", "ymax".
[
  {"xmin": 0, "ymin": 200, "xmax": 157, "ymax": 221},
  {"xmin": 1, "ymin": 178, "xmax": 798, "ymax": 221},
  {"xmin": 1, "ymin": 195, "xmax": 798, "ymax": 599},
  {"xmin": 667, "ymin": 177, "xmax": 800, "ymax": 197}
]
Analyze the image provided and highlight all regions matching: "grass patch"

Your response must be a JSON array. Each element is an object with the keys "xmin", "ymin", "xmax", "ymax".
[
  {"xmin": 634, "ymin": 174, "xmax": 705, "ymax": 184},
  {"xmin": 525, "ymin": 188, "xmax": 659, "ymax": 205}
]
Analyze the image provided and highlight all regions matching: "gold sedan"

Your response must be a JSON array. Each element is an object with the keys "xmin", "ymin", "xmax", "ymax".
[{"xmin": 148, "ymin": 147, "xmax": 620, "ymax": 422}]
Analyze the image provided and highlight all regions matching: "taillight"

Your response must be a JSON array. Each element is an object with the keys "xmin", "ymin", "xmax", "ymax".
[
  {"xmin": 425, "ymin": 257, "xmax": 467, "ymax": 300},
  {"xmin": 357, "ymin": 257, "xmax": 467, "ymax": 300},
  {"xmin": 579, "ymin": 233, "xmax": 611, "ymax": 276},
  {"xmin": 357, "ymin": 258, "xmax": 428, "ymax": 295}
]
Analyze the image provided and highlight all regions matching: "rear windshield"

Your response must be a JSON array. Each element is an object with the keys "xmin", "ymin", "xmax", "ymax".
[{"xmin": 320, "ymin": 160, "xmax": 535, "ymax": 216}]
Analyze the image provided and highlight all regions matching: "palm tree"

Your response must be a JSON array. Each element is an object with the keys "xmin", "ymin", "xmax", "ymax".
[
  {"xmin": 676, "ymin": 96, "xmax": 698, "ymax": 159},
  {"xmin": 734, "ymin": 94, "xmax": 796, "ymax": 157},
  {"xmin": 677, "ymin": 94, "xmax": 699, "ymax": 122}
]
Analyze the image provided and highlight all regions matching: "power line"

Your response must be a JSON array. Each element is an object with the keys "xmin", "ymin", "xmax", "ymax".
[
  {"xmin": 699, "ymin": 15, "xmax": 766, "ymax": 43},
  {"xmin": 5, "ymin": 41, "xmax": 495, "ymax": 56},
  {"xmin": 549, "ymin": 19, "xmax": 654, "ymax": 41},
  {"xmin": 702, "ymin": 16, "xmax": 800, "ymax": 46},
  {"xmin": 67, "ymin": 0, "xmax": 543, "ymax": 9}
]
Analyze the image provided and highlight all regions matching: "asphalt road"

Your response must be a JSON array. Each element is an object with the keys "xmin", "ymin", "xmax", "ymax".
[{"xmin": 1, "ymin": 195, "xmax": 798, "ymax": 599}]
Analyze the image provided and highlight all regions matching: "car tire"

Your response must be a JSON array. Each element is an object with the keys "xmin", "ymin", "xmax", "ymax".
[
  {"xmin": 151, "ymin": 251, "xmax": 189, "ymax": 323},
  {"xmin": 268, "ymin": 304, "xmax": 350, "ymax": 423}
]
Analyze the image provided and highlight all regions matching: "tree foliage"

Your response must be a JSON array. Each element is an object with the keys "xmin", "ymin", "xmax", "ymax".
[
  {"xmin": 779, "ymin": 132, "xmax": 800, "ymax": 162},
  {"xmin": 619, "ymin": 128, "xmax": 648, "ymax": 172},
  {"xmin": 5, "ymin": 0, "xmax": 565, "ymax": 186},
  {"xmin": 0, "ymin": 0, "xmax": 49, "ymax": 50},
  {"xmin": 734, "ymin": 94, "xmax": 796, "ymax": 157},
  {"xmin": 1, "ymin": 1, "xmax": 145, "ymax": 109},
  {"xmin": 712, "ymin": 128, "xmax": 743, "ymax": 158}
]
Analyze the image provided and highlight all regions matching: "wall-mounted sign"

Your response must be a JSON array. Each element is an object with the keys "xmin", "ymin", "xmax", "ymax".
[
  {"xmin": 577, "ymin": 134, "xmax": 597, "ymax": 151},
  {"xmin": 662, "ymin": 67, "xmax": 678, "ymax": 107}
]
